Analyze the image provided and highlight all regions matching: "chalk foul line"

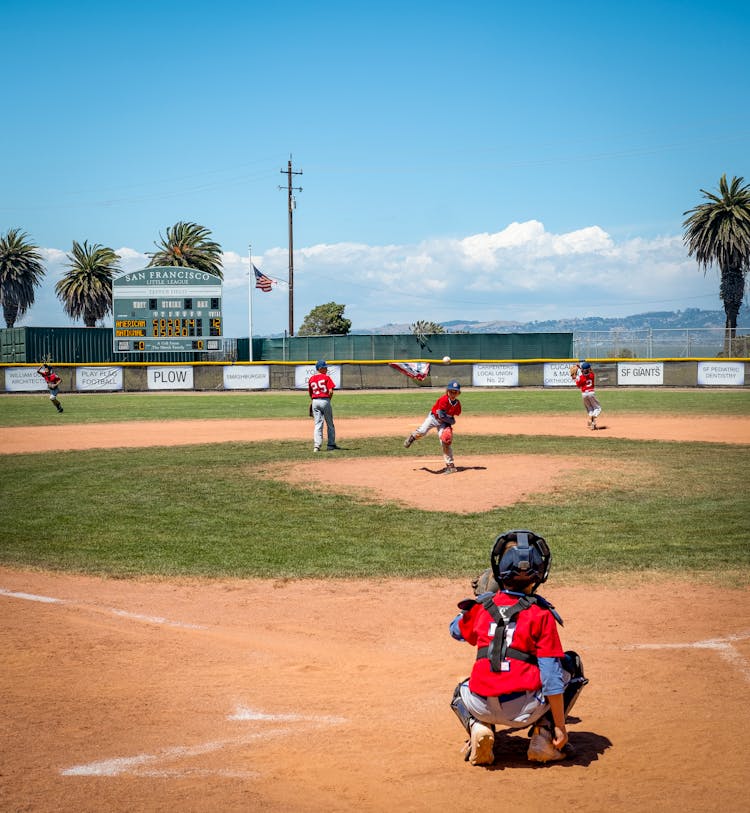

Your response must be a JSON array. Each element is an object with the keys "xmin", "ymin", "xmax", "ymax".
[
  {"xmin": 625, "ymin": 630, "xmax": 750, "ymax": 682},
  {"xmin": 0, "ymin": 587, "xmax": 208, "ymax": 630},
  {"xmin": 61, "ymin": 705, "xmax": 346, "ymax": 778}
]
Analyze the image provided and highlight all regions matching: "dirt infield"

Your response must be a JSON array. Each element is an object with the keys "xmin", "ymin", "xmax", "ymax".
[
  {"xmin": 1, "ymin": 414, "xmax": 749, "ymax": 812},
  {"xmin": 1, "ymin": 412, "xmax": 748, "ymax": 454}
]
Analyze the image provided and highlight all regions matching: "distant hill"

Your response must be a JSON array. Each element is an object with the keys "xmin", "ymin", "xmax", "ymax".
[{"xmin": 351, "ymin": 305, "xmax": 750, "ymax": 335}]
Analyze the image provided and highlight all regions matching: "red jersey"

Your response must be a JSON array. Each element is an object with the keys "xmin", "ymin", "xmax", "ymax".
[
  {"xmin": 308, "ymin": 372, "xmax": 335, "ymax": 399},
  {"xmin": 39, "ymin": 369, "xmax": 61, "ymax": 387},
  {"xmin": 458, "ymin": 592, "xmax": 564, "ymax": 697},
  {"xmin": 575, "ymin": 370, "xmax": 595, "ymax": 394},
  {"xmin": 431, "ymin": 393, "xmax": 461, "ymax": 419}
]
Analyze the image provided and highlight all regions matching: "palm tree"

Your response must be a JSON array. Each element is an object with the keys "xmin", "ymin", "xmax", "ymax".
[
  {"xmin": 147, "ymin": 221, "xmax": 223, "ymax": 279},
  {"xmin": 683, "ymin": 174, "xmax": 750, "ymax": 346},
  {"xmin": 410, "ymin": 320, "xmax": 445, "ymax": 335},
  {"xmin": 0, "ymin": 228, "xmax": 46, "ymax": 328},
  {"xmin": 56, "ymin": 240, "xmax": 121, "ymax": 327}
]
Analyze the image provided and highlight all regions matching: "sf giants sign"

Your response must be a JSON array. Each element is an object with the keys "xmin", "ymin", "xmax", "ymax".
[{"xmin": 617, "ymin": 362, "xmax": 663, "ymax": 385}]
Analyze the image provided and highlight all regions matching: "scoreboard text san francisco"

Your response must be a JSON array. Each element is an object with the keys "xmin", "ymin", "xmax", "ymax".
[{"xmin": 112, "ymin": 267, "xmax": 223, "ymax": 352}]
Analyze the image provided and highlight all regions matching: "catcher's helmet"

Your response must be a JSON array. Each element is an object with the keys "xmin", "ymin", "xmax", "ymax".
[
  {"xmin": 315, "ymin": 360, "xmax": 328, "ymax": 370},
  {"xmin": 490, "ymin": 529, "xmax": 551, "ymax": 592},
  {"xmin": 447, "ymin": 380, "xmax": 461, "ymax": 391},
  {"xmin": 580, "ymin": 361, "xmax": 591, "ymax": 370}
]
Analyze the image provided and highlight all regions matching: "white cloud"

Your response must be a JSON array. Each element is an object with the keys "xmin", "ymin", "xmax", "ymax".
[{"xmin": 14, "ymin": 221, "xmax": 724, "ymax": 334}]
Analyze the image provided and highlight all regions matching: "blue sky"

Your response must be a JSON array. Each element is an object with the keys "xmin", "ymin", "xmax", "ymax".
[{"xmin": 2, "ymin": 0, "xmax": 749, "ymax": 336}]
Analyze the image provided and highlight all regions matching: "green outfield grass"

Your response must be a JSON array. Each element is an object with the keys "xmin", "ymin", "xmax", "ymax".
[
  {"xmin": 1, "ymin": 389, "xmax": 748, "ymax": 583},
  {"xmin": 1, "ymin": 387, "xmax": 749, "ymax": 426}
]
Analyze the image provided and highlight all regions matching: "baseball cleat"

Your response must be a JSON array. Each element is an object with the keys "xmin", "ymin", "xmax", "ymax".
[
  {"xmin": 404, "ymin": 434, "xmax": 416, "ymax": 448},
  {"xmin": 468, "ymin": 722, "xmax": 495, "ymax": 765},
  {"xmin": 527, "ymin": 725, "xmax": 566, "ymax": 763},
  {"xmin": 444, "ymin": 465, "xmax": 457, "ymax": 474}
]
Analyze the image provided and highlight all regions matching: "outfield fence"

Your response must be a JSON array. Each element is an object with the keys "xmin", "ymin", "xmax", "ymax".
[{"xmin": 573, "ymin": 327, "xmax": 750, "ymax": 360}]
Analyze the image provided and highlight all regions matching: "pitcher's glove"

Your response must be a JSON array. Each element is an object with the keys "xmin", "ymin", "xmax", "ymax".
[{"xmin": 471, "ymin": 567, "xmax": 500, "ymax": 596}]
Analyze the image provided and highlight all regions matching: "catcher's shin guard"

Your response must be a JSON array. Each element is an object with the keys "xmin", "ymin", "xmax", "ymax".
[
  {"xmin": 561, "ymin": 650, "xmax": 588, "ymax": 717},
  {"xmin": 450, "ymin": 681, "xmax": 475, "ymax": 736}
]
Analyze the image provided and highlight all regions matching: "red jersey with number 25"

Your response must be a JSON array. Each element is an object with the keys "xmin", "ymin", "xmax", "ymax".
[
  {"xmin": 458, "ymin": 592, "xmax": 564, "ymax": 697},
  {"xmin": 308, "ymin": 372, "xmax": 335, "ymax": 399}
]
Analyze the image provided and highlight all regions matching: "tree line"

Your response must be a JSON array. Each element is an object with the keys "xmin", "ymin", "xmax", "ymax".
[{"xmin": 2, "ymin": 175, "xmax": 750, "ymax": 337}]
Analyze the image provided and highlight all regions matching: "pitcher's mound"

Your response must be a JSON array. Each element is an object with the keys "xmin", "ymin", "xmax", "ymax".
[{"xmin": 269, "ymin": 454, "xmax": 610, "ymax": 512}]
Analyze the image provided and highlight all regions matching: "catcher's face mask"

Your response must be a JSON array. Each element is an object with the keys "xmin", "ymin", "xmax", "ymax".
[{"xmin": 490, "ymin": 530, "xmax": 551, "ymax": 590}]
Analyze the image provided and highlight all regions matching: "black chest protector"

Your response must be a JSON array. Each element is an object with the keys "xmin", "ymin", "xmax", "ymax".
[{"xmin": 476, "ymin": 593, "xmax": 563, "ymax": 673}]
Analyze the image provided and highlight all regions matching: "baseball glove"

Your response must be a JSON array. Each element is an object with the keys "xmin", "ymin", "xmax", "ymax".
[
  {"xmin": 308, "ymin": 403, "xmax": 313, "ymax": 417},
  {"xmin": 471, "ymin": 567, "xmax": 500, "ymax": 596},
  {"xmin": 569, "ymin": 363, "xmax": 579, "ymax": 378},
  {"xmin": 440, "ymin": 425, "xmax": 453, "ymax": 444}
]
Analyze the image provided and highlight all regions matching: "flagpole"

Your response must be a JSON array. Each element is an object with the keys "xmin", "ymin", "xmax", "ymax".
[{"xmin": 248, "ymin": 244, "xmax": 254, "ymax": 362}]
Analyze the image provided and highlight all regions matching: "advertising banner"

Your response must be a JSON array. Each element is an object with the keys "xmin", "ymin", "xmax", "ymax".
[
  {"xmin": 295, "ymin": 364, "xmax": 342, "ymax": 389},
  {"xmin": 543, "ymin": 362, "xmax": 577, "ymax": 387},
  {"xmin": 617, "ymin": 362, "xmax": 664, "ymax": 385},
  {"xmin": 76, "ymin": 366, "xmax": 124, "ymax": 391},
  {"xmin": 147, "ymin": 366, "xmax": 194, "ymax": 390},
  {"xmin": 223, "ymin": 365, "xmax": 271, "ymax": 390},
  {"xmin": 4, "ymin": 367, "xmax": 47, "ymax": 392},
  {"xmin": 472, "ymin": 363, "xmax": 519, "ymax": 387},
  {"xmin": 697, "ymin": 361, "xmax": 745, "ymax": 386}
]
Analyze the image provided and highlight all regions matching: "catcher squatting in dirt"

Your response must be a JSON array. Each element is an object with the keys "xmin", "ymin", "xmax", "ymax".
[
  {"xmin": 403, "ymin": 379, "xmax": 462, "ymax": 473},
  {"xmin": 450, "ymin": 530, "xmax": 588, "ymax": 766}
]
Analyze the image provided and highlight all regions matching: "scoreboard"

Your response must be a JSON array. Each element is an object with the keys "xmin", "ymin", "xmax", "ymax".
[{"xmin": 112, "ymin": 267, "xmax": 223, "ymax": 352}]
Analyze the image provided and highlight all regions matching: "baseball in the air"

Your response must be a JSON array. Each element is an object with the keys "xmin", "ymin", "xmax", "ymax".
[{"xmin": 442, "ymin": 356, "xmax": 451, "ymax": 364}]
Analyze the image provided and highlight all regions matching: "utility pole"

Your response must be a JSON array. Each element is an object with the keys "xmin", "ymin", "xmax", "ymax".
[{"xmin": 279, "ymin": 156, "xmax": 303, "ymax": 336}]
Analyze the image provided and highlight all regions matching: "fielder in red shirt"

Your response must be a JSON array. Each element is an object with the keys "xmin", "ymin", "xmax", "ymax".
[
  {"xmin": 403, "ymin": 380, "xmax": 462, "ymax": 473},
  {"xmin": 308, "ymin": 360, "xmax": 339, "ymax": 452},
  {"xmin": 571, "ymin": 360, "xmax": 602, "ymax": 430},
  {"xmin": 37, "ymin": 363, "xmax": 64, "ymax": 414},
  {"xmin": 449, "ymin": 530, "xmax": 588, "ymax": 766}
]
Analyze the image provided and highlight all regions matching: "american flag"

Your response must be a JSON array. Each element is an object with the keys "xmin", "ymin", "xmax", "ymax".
[{"xmin": 254, "ymin": 265, "xmax": 273, "ymax": 292}]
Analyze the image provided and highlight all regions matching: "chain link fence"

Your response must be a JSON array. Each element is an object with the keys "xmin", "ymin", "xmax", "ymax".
[{"xmin": 573, "ymin": 327, "xmax": 750, "ymax": 359}]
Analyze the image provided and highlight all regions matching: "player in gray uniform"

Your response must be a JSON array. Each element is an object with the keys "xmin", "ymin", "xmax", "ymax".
[{"xmin": 308, "ymin": 360, "xmax": 339, "ymax": 452}]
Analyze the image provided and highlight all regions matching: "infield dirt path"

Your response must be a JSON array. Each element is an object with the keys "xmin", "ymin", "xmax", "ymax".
[
  {"xmin": 1, "ymin": 413, "xmax": 749, "ymax": 812},
  {"xmin": 1, "ymin": 413, "xmax": 748, "ymax": 455}
]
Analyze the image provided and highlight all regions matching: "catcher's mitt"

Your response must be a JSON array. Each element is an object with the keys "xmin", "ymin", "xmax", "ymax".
[
  {"xmin": 471, "ymin": 567, "xmax": 500, "ymax": 596},
  {"xmin": 569, "ymin": 363, "xmax": 579, "ymax": 378}
]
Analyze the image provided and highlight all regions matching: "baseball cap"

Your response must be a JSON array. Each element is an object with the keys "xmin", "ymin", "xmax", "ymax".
[{"xmin": 315, "ymin": 360, "xmax": 328, "ymax": 370}]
